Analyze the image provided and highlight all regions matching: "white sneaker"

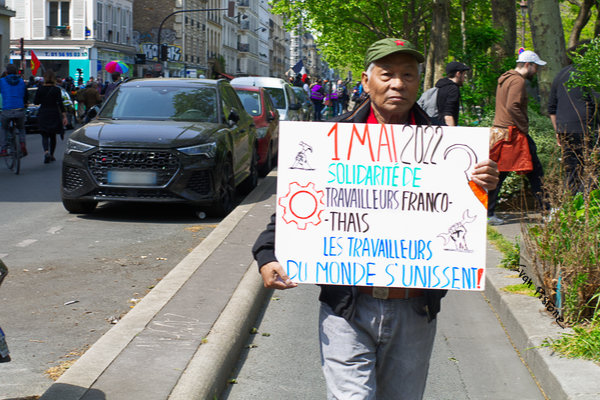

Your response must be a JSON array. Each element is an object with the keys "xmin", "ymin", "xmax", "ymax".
[{"xmin": 487, "ymin": 215, "xmax": 505, "ymax": 226}]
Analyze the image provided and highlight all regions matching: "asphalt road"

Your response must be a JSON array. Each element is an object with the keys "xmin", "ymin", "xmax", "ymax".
[{"xmin": 0, "ymin": 130, "xmax": 225, "ymax": 399}]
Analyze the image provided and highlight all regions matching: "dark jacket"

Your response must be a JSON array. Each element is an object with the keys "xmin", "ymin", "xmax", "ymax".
[
  {"xmin": 34, "ymin": 85, "xmax": 66, "ymax": 134},
  {"xmin": 252, "ymin": 98, "xmax": 447, "ymax": 322},
  {"xmin": 435, "ymin": 77, "xmax": 460, "ymax": 125},
  {"xmin": 548, "ymin": 65, "xmax": 598, "ymax": 135}
]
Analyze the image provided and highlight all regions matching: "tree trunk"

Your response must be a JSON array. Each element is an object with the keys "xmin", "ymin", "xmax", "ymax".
[
  {"xmin": 461, "ymin": 0, "xmax": 469, "ymax": 54},
  {"xmin": 424, "ymin": 0, "xmax": 449, "ymax": 90},
  {"xmin": 567, "ymin": 0, "xmax": 595, "ymax": 50},
  {"xmin": 490, "ymin": 0, "xmax": 516, "ymax": 61},
  {"xmin": 528, "ymin": 0, "xmax": 569, "ymax": 111}
]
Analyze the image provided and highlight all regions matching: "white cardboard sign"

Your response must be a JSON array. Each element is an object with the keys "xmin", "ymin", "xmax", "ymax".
[{"xmin": 275, "ymin": 121, "xmax": 490, "ymax": 291}]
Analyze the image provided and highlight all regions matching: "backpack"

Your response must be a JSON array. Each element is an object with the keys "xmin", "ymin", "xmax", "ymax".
[{"xmin": 417, "ymin": 87, "xmax": 439, "ymax": 121}]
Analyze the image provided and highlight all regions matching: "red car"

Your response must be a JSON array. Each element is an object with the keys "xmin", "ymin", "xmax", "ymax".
[{"xmin": 232, "ymin": 85, "xmax": 279, "ymax": 176}]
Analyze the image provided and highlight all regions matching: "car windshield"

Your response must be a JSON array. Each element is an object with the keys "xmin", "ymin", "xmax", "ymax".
[
  {"xmin": 99, "ymin": 85, "xmax": 218, "ymax": 122},
  {"xmin": 235, "ymin": 90, "xmax": 261, "ymax": 116},
  {"xmin": 263, "ymin": 87, "xmax": 285, "ymax": 109}
]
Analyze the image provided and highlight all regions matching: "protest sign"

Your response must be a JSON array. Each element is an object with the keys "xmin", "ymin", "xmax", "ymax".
[{"xmin": 275, "ymin": 121, "xmax": 489, "ymax": 291}]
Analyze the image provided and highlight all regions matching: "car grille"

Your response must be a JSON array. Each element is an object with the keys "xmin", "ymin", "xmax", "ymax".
[
  {"xmin": 63, "ymin": 166, "xmax": 88, "ymax": 192},
  {"xmin": 91, "ymin": 188, "xmax": 181, "ymax": 200},
  {"xmin": 186, "ymin": 170, "xmax": 211, "ymax": 195},
  {"xmin": 88, "ymin": 150, "xmax": 179, "ymax": 186}
]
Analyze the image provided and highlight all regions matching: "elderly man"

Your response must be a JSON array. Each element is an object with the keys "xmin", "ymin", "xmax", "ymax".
[{"xmin": 252, "ymin": 38, "xmax": 499, "ymax": 399}]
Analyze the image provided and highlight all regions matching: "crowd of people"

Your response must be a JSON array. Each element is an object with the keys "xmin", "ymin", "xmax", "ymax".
[{"xmin": 0, "ymin": 65, "xmax": 123, "ymax": 165}]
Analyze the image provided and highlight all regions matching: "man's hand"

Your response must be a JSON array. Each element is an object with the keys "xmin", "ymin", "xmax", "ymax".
[
  {"xmin": 259, "ymin": 261, "xmax": 298, "ymax": 290},
  {"xmin": 471, "ymin": 159, "xmax": 499, "ymax": 191}
]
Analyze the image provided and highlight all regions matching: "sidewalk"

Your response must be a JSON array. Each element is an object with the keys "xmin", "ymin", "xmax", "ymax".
[{"xmin": 39, "ymin": 175, "xmax": 600, "ymax": 399}]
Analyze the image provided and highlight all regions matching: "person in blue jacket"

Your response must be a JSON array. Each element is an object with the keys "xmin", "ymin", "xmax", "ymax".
[{"xmin": 0, "ymin": 64, "xmax": 28, "ymax": 156}]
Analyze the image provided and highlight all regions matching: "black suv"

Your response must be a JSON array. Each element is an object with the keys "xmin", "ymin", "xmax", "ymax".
[{"xmin": 61, "ymin": 78, "xmax": 258, "ymax": 217}]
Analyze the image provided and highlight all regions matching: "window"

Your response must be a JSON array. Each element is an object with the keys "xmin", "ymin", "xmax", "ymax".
[
  {"xmin": 49, "ymin": 1, "xmax": 70, "ymax": 27},
  {"xmin": 97, "ymin": 3, "xmax": 103, "ymax": 40}
]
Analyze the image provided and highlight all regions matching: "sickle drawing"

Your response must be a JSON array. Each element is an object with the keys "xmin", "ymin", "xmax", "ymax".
[{"xmin": 444, "ymin": 144, "xmax": 488, "ymax": 209}]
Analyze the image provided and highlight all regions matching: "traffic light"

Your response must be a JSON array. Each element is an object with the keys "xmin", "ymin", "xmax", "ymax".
[{"xmin": 160, "ymin": 45, "xmax": 168, "ymax": 61}]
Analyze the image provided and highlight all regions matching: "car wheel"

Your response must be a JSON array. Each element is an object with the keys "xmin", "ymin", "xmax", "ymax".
[
  {"xmin": 208, "ymin": 160, "xmax": 235, "ymax": 217},
  {"xmin": 62, "ymin": 198, "xmax": 97, "ymax": 214},
  {"xmin": 259, "ymin": 143, "xmax": 273, "ymax": 177},
  {"xmin": 240, "ymin": 146, "xmax": 259, "ymax": 193}
]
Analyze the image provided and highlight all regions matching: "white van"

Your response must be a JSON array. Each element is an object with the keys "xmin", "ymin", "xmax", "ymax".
[{"xmin": 230, "ymin": 77, "xmax": 303, "ymax": 121}]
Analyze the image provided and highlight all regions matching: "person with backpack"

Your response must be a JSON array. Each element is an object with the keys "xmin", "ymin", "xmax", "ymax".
[
  {"xmin": 310, "ymin": 78, "xmax": 325, "ymax": 121},
  {"xmin": 417, "ymin": 61, "xmax": 470, "ymax": 126}
]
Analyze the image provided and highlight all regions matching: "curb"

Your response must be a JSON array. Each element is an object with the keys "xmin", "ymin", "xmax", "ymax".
[
  {"xmin": 484, "ymin": 241, "xmax": 600, "ymax": 400},
  {"xmin": 40, "ymin": 172, "xmax": 276, "ymax": 400},
  {"xmin": 168, "ymin": 263, "xmax": 270, "ymax": 399}
]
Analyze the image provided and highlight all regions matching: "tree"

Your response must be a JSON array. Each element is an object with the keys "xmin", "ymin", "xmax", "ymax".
[
  {"xmin": 424, "ymin": 0, "xmax": 450, "ymax": 89},
  {"xmin": 566, "ymin": 0, "xmax": 597, "ymax": 50},
  {"xmin": 528, "ymin": 0, "xmax": 569, "ymax": 107},
  {"xmin": 490, "ymin": 0, "xmax": 517, "ymax": 61}
]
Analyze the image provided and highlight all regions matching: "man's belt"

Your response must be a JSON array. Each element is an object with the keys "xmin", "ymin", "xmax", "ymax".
[{"xmin": 358, "ymin": 286, "xmax": 424, "ymax": 299}]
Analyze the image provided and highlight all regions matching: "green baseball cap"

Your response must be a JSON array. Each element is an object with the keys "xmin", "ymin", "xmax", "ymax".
[{"xmin": 364, "ymin": 38, "xmax": 425, "ymax": 69}]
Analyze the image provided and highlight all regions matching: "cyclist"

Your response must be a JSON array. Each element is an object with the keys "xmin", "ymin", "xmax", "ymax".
[{"xmin": 0, "ymin": 64, "xmax": 28, "ymax": 157}]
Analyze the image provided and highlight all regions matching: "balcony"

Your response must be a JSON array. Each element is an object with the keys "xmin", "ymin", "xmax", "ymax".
[
  {"xmin": 47, "ymin": 25, "xmax": 71, "ymax": 38},
  {"xmin": 238, "ymin": 0, "xmax": 250, "ymax": 7},
  {"xmin": 238, "ymin": 43, "xmax": 249, "ymax": 52}
]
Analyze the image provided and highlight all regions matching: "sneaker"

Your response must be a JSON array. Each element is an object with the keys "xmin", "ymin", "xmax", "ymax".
[{"xmin": 487, "ymin": 214, "xmax": 505, "ymax": 226}]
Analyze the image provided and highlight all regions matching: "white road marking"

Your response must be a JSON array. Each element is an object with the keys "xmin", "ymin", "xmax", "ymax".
[
  {"xmin": 16, "ymin": 239, "xmax": 38, "ymax": 247},
  {"xmin": 47, "ymin": 226, "xmax": 63, "ymax": 234}
]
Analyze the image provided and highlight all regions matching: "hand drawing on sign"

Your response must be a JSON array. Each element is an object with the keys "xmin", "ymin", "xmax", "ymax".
[
  {"xmin": 278, "ymin": 182, "xmax": 324, "ymax": 230},
  {"xmin": 437, "ymin": 209, "xmax": 476, "ymax": 252},
  {"xmin": 443, "ymin": 144, "xmax": 488, "ymax": 208},
  {"xmin": 290, "ymin": 141, "xmax": 315, "ymax": 170}
]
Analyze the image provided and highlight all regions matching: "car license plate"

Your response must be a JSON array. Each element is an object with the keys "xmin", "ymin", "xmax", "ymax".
[{"xmin": 107, "ymin": 170, "xmax": 157, "ymax": 185}]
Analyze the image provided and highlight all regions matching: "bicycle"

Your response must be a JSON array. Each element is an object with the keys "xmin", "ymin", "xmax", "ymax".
[{"xmin": 3, "ymin": 118, "xmax": 22, "ymax": 175}]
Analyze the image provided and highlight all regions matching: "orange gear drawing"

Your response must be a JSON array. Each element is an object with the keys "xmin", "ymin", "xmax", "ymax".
[{"xmin": 278, "ymin": 182, "xmax": 325, "ymax": 230}]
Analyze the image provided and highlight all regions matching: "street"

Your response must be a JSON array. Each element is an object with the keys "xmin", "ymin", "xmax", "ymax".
[{"xmin": 0, "ymin": 130, "xmax": 222, "ymax": 399}]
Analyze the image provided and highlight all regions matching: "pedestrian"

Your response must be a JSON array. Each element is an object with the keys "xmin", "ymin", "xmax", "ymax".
[
  {"xmin": 103, "ymin": 72, "xmax": 122, "ymax": 100},
  {"xmin": 310, "ymin": 78, "xmax": 325, "ymax": 121},
  {"xmin": 336, "ymin": 79, "xmax": 349, "ymax": 115},
  {"xmin": 0, "ymin": 64, "xmax": 28, "ymax": 157},
  {"xmin": 434, "ymin": 61, "xmax": 470, "ymax": 126},
  {"xmin": 34, "ymin": 69, "xmax": 67, "ymax": 164},
  {"xmin": 548, "ymin": 61, "xmax": 599, "ymax": 194},
  {"xmin": 78, "ymin": 82, "xmax": 102, "ymax": 123},
  {"xmin": 252, "ymin": 37, "xmax": 499, "ymax": 400},
  {"xmin": 488, "ymin": 50, "xmax": 547, "ymax": 225}
]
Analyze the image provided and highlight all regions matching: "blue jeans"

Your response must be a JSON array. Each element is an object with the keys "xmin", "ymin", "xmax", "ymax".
[{"xmin": 319, "ymin": 293, "xmax": 437, "ymax": 400}]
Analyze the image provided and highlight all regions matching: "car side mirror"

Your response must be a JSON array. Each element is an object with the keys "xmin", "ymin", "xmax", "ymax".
[
  {"xmin": 266, "ymin": 110, "xmax": 276, "ymax": 122},
  {"xmin": 289, "ymin": 103, "xmax": 301, "ymax": 111},
  {"xmin": 86, "ymin": 105, "xmax": 99, "ymax": 120},
  {"xmin": 228, "ymin": 109, "xmax": 240, "ymax": 125}
]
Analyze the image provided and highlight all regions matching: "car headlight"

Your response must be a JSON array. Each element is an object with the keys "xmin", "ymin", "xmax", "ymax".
[
  {"xmin": 177, "ymin": 142, "xmax": 217, "ymax": 158},
  {"xmin": 66, "ymin": 139, "xmax": 95, "ymax": 154}
]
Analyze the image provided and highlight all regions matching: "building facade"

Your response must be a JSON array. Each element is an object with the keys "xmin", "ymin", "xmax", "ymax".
[
  {"xmin": 7, "ymin": 0, "xmax": 135, "ymax": 83},
  {"xmin": 0, "ymin": 0, "xmax": 15, "ymax": 73}
]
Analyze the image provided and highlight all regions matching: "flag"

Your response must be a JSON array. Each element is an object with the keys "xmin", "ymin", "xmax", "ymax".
[
  {"xmin": 30, "ymin": 50, "xmax": 41, "ymax": 76},
  {"xmin": 291, "ymin": 60, "xmax": 304, "ymax": 75}
]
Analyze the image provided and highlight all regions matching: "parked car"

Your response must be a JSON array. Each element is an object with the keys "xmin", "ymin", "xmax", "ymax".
[
  {"xmin": 61, "ymin": 78, "xmax": 259, "ymax": 217},
  {"xmin": 232, "ymin": 84, "xmax": 279, "ymax": 176},
  {"xmin": 25, "ymin": 86, "xmax": 77, "ymax": 133},
  {"xmin": 292, "ymin": 86, "xmax": 314, "ymax": 121},
  {"xmin": 230, "ymin": 77, "xmax": 303, "ymax": 121}
]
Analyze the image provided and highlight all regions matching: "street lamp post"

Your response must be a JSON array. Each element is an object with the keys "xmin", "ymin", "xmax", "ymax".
[
  {"xmin": 157, "ymin": 1, "xmax": 235, "ymax": 76},
  {"xmin": 519, "ymin": 0, "xmax": 528, "ymax": 49}
]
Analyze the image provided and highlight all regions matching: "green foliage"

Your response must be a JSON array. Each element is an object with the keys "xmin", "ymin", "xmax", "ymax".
[
  {"xmin": 486, "ymin": 227, "xmax": 520, "ymax": 271},
  {"xmin": 502, "ymin": 283, "xmax": 537, "ymax": 296},
  {"xmin": 567, "ymin": 37, "xmax": 600, "ymax": 94},
  {"xmin": 542, "ymin": 294, "xmax": 600, "ymax": 361}
]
